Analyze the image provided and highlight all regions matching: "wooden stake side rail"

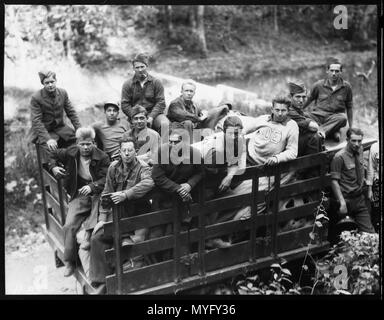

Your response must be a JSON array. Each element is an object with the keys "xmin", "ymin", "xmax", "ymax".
[{"xmin": 35, "ymin": 138, "xmax": 377, "ymax": 295}]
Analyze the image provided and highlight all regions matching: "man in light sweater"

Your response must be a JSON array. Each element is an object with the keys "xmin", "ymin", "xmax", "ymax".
[{"xmin": 227, "ymin": 96, "xmax": 299, "ymax": 220}]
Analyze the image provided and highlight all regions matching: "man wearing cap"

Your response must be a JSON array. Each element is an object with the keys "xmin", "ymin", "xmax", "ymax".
[
  {"xmin": 92, "ymin": 102, "xmax": 130, "ymax": 160},
  {"xmin": 330, "ymin": 128, "xmax": 375, "ymax": 238},
  {"xmin": 121, "ymin": 53, "xmax": 169, "ymax": 133},
  {"xmin": 167, "ymin": 80, "xmax": 208, "ymax": 141},
  {"xmin": 303, "ymin": 58, "xmax": 353, "ymax": 142},
  {"xmin": 30, "ymin": 71, "xmax": 81, "ymax": 151},
  {"xmin": 287, "ymin": 81, "xmax": 323, "ymax": 157},
  {"xmin": 122, "ymin": 105, "xmax": 161, "ymax": 165}
]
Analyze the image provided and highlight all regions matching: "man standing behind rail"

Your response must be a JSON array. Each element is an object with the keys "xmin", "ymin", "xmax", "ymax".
[
  {"xmin": 121, "ymin": 53, "xmax": 169, "ymax": 132},
  {"xmin": 29, "ymin": 70, "xmax": 81, "ymax": 151},
  {"xmin": 48, "ymin": 127, "xmax": 110, "ymax": 277},
  {"xmin": 330, "ymin": 128, "xmax": 375, "ymax": 236},
  {"xmin": 303, "ymin": 58, "xmax": 353, "ymax": 142},
  {"xmin": 92, "ymin": 101, "xmax": 130, "ymax": 160},
  {"xmin": 89, "ymin": 137, "xmax": 154, "ymax": 294}
]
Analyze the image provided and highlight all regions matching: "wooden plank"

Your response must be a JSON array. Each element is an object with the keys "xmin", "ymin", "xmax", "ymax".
[
  {"xmin": 130, "ymin": 242, "xmax": 329, "ymax": 295},
  {"xmin": 277, "ymin": 201, "xmax": 319, "ymax": 223},
  {"xmin": 106, "ymin": 240, "xmax": 328, "ymax": 294},
  {"xmin": 35, "ymin": 144, "xmax": 50, "ymax": 230},
  {"xmin": 277, "ymin": 225, "xmax": 313, "ymax": 253},
  {"xmin": 43, "ymin": 169, "xmax": 63, "ymax": 203},
  {"xmin": 46, "ymin": 192, "xmax": 65, "ymax": 225},
  {"xmin": 47, "ymin": 211, "xmax": 64, "ymax": 245},
  {"xmin": 105, "ymin": 215, "xmax": 272, "ymax": 264}
]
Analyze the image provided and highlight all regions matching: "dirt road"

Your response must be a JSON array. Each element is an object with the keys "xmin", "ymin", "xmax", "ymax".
[{"xmin": 5, "ymin": 241, "xmax": 81, "ymax": 295}]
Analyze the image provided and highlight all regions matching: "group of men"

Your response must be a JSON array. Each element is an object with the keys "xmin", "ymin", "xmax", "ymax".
[{"xmin": 29, "ymin": 53, "xmax": 379, "ymax": 294}]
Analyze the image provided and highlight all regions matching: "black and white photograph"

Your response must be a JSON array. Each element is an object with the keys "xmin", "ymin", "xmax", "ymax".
[{"xmin": 3, "ymin": 3, "xmax": 381, "ymax": 298}]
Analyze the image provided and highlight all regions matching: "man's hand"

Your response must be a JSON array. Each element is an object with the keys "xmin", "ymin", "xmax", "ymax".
[
  {"xmin": 308, "ymin": 121, "xmax": 319, "ymax": 132},
  {"xmin": 218, "ymin": 175, "xmax": 233, "ymax": 193},
  {"xmin": 177, "ymin": 183, "xmax": 192, "ymax": 199},
  {"xmin": 367, "ymin": 186, "xmax": 374, "ymax": 202},
  {"xmin": 78, "ymin": 185, "xmax": 92, "ymax": 196},
  {"xmin": 110, "ymin": 191, "xmax": 126, "ymax": 204},
  {"xmin": 52, "ymin": 166, "xmax": 67, "ymax": 178},
  {"xmin": 47, "ymin": 139, "xmax": 58, "ymax": 151},
  {"xmin": 199, "ymin": 110, "xmax": 208, "ymax": 121},
  {"xmin": 92, "ymin": 221, "xmax": 105, "ymax": 235},
  {"xmin": 147, "ymin": 116, "xmax": 154, "ymax": 128},
  {"xmin": 338, "ymin": 200, "xmax": 348, "ymax": 215},
  {"xmin": 265, "ymin": 156, "xmax": 278, "ymax": 166}
]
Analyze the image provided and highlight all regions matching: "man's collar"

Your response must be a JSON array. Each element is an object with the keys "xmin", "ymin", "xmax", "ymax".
[
  {"xmin": 42, "ymin": 88, "xmax": 57, "ymax": 98},
  {"xmin": 345, "ymin": 144, "xmax": 363, "ymax": 156},
  {"xmin": 323, "ymin": 77, "xmax": 344, "ymax": 88},
  {"xmin": 268, "ymin": 114, "xmax": 289, "ymax": 125},
  {"xmin": 133, "ymin": 74, "xmax": 153, "ymax": 83}
]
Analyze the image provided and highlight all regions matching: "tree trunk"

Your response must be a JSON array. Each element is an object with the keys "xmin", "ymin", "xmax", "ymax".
[
  {"xmin": 195, "ymin": 5, "xmax": 208, "ymax": 58},
  {"xmin": 273, "ymin": 5, "xmax": 279, "ymax": 33},
  {"xmin": 164, "ymin": 5, "xmax": 174, "ymax": 39}
]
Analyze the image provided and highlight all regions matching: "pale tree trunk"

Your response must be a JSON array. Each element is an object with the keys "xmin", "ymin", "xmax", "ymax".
[
  {"xmin": 195, "ymin": 5, "xmax": 208, "ymax": 58},
  {"xmin": 273, "ymin": 5, "xmax": 279, "ymax": 33},
  {"xmin": 164, "ymin": 5, "xmax": 175, "ymax": 39},
  {"xmin": 5, "ymin": 6, "xmax": 27, "ymax": 66}
]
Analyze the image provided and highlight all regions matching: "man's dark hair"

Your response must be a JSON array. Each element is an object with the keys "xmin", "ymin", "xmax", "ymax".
[
  {"xmin": 131, "ymin": 105, "xmax": 147, "ymax": 118},
  {"xmin": 272, "ymin": 96, "xmax": 291, "ymax": 109},
  {"xmin": 104, "ymin": 102, "xmax": 119, "ymax": 112},
  {"xmin": 326, "ymin": 57, "xmax": 343, "ymax": 71},
  {"xmin": 119, "ymin": 136, "xmax": 137, "ymax": 149},
  {"xmin": 223, "ymin": 116, "xmax": 243, "ymax": 131},
  {"xmin": 346, "ymin": 127, "xmax": 364, "ymax": 139}
]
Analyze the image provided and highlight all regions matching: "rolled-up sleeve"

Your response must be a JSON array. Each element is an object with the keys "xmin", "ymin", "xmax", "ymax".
[{"xmin": 330, "ymin": 155, "xmax": 343, "ymax": 180}]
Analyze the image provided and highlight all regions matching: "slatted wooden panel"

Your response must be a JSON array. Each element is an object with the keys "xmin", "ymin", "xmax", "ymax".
[{"xmin": 43, "ymin": 169, "xmax": 69, "ymax": 204}]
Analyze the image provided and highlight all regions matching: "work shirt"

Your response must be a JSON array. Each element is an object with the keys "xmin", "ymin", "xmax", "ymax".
[
  {"xmin": 288, "ymin": 105, "xmax": 313, "ymax": 134},
  {"xmin": 30, "ymin": 87, "xmax": 81, "ymax": 143},
  {"xmin": 167, "ymin": 96, "xmax": 202, "ymax": 123},
  {"xmin": 121, "ymin": 74, "xmax": 166, "ymax": 120},
  {"xmin": 99, "ymin": 157, "xmax": 154, "ymax": 220},
  {"xmin": 92, "ymin": 119, "xmax": 130, "ymax": 158},
  {"xmin": 305, "ymin": 78, "xmax": 353, "ymax": 113},
  {"xmin": 122, "ymin": 127, "xmax": 161, "ymax": 164},
  {"xmin": 366, "ymin": 142, "xmax": 379, "ymax": 186},
  {"xmin": 152, "ymin": 144, "xmax": 204, "ymax": 193},
  {"xmin": 331, "ymin": 145, "xmax": 364, "ymax": 197}
]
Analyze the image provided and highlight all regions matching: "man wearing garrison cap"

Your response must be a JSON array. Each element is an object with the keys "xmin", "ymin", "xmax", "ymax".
[
  {"xmin": 29, "ymin": 70, "xmax": 81, "ymax": 151},
  {"xmin": 287, "ymin": 80, "xmax": 323, "ymax": 158},
  {"xmin": 303, "ymin": 57, "xmax": 353, "ymax": 142},
  {"xmin": 121, "ymin": 53, "xmax": 169, "ymax": 133}
]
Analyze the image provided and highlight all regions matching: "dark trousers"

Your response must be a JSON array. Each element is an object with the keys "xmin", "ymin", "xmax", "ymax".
[
  {"xmin": 328, "ymin": 193, "xmax": 376, "ymax": 244},
  {"xmin": 308, "ymin": 110, "xmax": 347, "ymax": 138},
  {"xmin": 63, "ymin": 194, "xmax": 99, "ymax": 263},
  {"xmin": 89, "ymin": 229, "xmax": 113, "ymax": 284},
  {"xmin": 297, "ymin": 131, "xmax": 323, "ymax": 179}
]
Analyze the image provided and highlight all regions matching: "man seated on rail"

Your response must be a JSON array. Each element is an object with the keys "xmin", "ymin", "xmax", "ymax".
[
  {"xmin": 329, "ymin": 128, "xmax": 376, "ymax": 242},
  {"xmin": 192, "ymin": 116, "xmax": 246, "ymax": 248},
  {"xmin": 89, "ymin": 136, "xmax": 154, "ymax": 294},
  {"xmin": 287, "ymin": 81, "xmax": 323, "ymax": 157},
  {"xmin": 121, "ymin": 53, "xmax": 169, "ymax": 133},
  {"xmin": 303, "ymin": 57, "xmax": 353, "ymax": 142},
  {"xmin": 150, "ymin": 129, "xmax": 204, "ymax": 260},
  {"xmin": 92, "ymin": 101, "xmax": 130, "ymax": 160},
  {"xmin": 121, "ymin": 105, "xmax": 161, "ymax": 165},
  {"xmin": 48, "ymin": 127, "xmax": 110, "ymax": 277},
  {"xmin": 226, "ymin": 96, "xmax": 299, "ymax": 221},
  {"xmin": 29, "ymin": 70, "xmax": 81, "ymax": 152},
  {"xmin": 167, "ymin": 80, "xmax": 208, "ymax": 142},
  {"xmin": 366, "ymin": 141, "xmax": 380, "ymax": 232}
]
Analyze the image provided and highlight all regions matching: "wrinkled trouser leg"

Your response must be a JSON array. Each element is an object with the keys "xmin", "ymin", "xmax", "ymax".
[
  {"xmin": 63, "ymin": 195, "xmax": 92, "ymax": 263},
  {"xmin": 346, "ymin": 195, "xmax": 376, "ymax": 233},
  {"xmin": 153, "ymin": 113, "xmax": 170, "ymax": 134},
  {"xmin": 310, "ymin": 110, "xmax": 347, "ymax": 139},
  {"xmin": 89, "ymin": 228, "xmax": 113, "ymax": 285}
]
